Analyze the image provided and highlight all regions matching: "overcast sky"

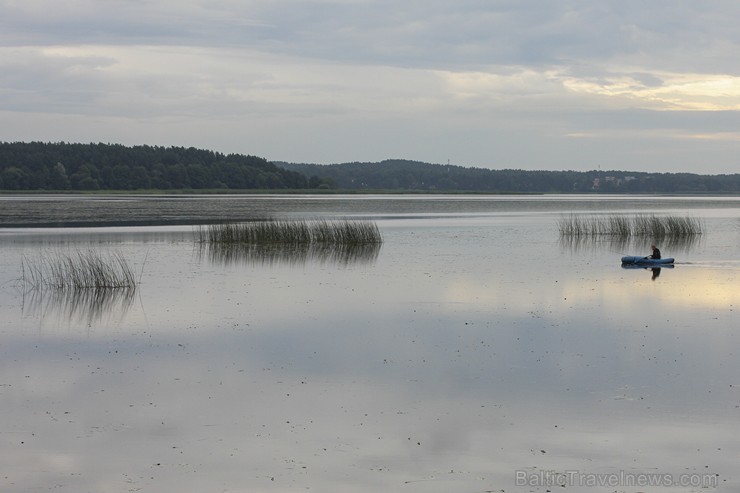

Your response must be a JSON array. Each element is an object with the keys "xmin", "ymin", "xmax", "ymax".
[{"xmin": 1, "ymin": 1, "xmax": 739, "ymax": 172}]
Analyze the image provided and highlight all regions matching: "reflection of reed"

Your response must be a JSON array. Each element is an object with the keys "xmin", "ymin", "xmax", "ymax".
[
  {"xmin": 560, "ymin": 233, "xmax": 703, "ymax": 255},
  {"xmin": 23, "ymin": 286, "xmax": 137, "ymax": 325},
  {"xmin": 198, "ymin": 242, "xmax": 382, "ymax": 266},
  {"xmin": 643, "ymin": 234, "xmax": 704, "ymax": 254},
  {"xmin": 559, "ymin": 235, "xmax": 631, "ymax": 255}
]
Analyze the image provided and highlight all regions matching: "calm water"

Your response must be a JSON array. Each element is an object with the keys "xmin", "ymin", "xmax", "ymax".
[{"xmin": 0, "ymin": 195, "xmax": 738, "ymax": 492}]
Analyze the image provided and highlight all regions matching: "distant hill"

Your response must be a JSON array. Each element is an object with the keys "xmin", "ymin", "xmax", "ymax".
[
  {"xmin": 277, "ymin": 159, "xmax": 740, "ymax": 193},
  {"xmin": 0, "ymin": 142, "xmax": 308, "ymax": 191},
  {"xmin": 2, "ymin": 142, "xmax": 738, "ymax": 193}
]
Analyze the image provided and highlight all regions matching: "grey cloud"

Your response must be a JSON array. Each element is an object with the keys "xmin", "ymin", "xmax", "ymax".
[
  {"xmin": 2, "ymin": 1, "xmax": 739, "ymax": 77},
  {"xmin": 228, "ymin": 0, "xmax": 740, "ymax": 72},
  {"xmin": 0, "ymin": 49, "xmax": 115, "ymax": 113}
]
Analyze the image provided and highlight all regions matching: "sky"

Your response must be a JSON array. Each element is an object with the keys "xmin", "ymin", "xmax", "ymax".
[{"xmin": 1, "ymin": 0, "xmax": 739, "ymax": 173}]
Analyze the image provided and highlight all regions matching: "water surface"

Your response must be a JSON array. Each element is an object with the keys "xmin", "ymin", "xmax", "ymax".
[{"xmin": 0, "ymin": 195, "xmax": 738, "ymax": 492}]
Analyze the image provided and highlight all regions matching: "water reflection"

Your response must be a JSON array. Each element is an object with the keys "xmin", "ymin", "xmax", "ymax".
[
  {"xmin": 560, "ymin": 234, "xmax": 702, "ymax": 255},
  {"xmin": 22, "ymin": 286, "xmax": 137, "ymax": 325},
  {"xmin": 197, "ymin": 242, "xmax": 382, "ymax": 266},
  {"xmin": 620, "ymin": 263, "xmax": 674, "ymax": 281},
  {"xmin": 0, "ymin": 226, "xmax": 192, "ymax": 245},
  {"xmin": 2, "ymin": 193, "xmax": 739, "ymax": 228}
]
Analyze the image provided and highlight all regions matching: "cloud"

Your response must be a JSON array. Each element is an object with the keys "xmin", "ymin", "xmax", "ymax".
[
  {"xmin": 562, "ymin": 70, "xmax": 740, "ymax": 111},
  {"xmin": 1, "ymin": 0, "xmax": 739, "ymax": 171}
]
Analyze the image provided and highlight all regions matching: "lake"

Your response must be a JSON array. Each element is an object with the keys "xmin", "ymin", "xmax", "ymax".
[{"xmin": 1, "ymin": 194, "xmax": 738, "ymax": 492}]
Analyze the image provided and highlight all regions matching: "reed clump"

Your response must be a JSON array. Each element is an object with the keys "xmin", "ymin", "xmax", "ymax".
[
  {"xmin": 558, "ymin": 214, "xmax": 703, "ymax": 239},
  {"xmin": 195, "ymin": 219, "xmax": 383, "ymax": 246},
  {"xmin": 22, "ymin": 250, "xmax": 137, "ymax": 290}
]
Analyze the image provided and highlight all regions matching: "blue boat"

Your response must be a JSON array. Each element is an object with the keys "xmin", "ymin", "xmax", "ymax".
[{"xmin": 621, "ymin": 256, "xmax": 675, "ymax": 266}]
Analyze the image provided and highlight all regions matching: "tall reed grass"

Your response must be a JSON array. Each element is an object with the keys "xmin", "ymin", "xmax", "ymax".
[
  {"xmin": 21, "ymin": 250, "xmax": 138, "ymax": 290},
  {"xmin": 558, "ymin": 214, "xmax": 703, "ymax": 238},
  {"xmin": 195, "ymin": 219, "xmax": 383, "ymax": 246}
]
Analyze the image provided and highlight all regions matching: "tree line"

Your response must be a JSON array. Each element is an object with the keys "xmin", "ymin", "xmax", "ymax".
[
  {"xmin": 0, "ymin": 142, "xmax": 316, "ymax": 191},
  {"xmin": 2, "ymin": 142, "xmax": 738, "ymax": 193},
  {"xmin": 277, "ymin": 159, "xmax": 740, "ymax": 193}
]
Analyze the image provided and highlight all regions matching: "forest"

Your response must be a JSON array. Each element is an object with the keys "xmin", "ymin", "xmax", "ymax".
[
  {"xmin": 278, "ymin": 160, "xmax": 740, "ymax": 194},
  {"xmin": 1, "ymin": 142, "xmax": 738, "ymax": 193},
  {"xmin": 0, "ymin": 142, "xmax": 311, "ymax": 191}
]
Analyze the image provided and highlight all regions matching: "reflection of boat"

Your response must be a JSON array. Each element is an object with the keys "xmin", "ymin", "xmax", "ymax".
[
  {"xmin": 621, "ymin": 256, "xmax": 675, "ymax": 265},
  {"xmin": 620, "ymin": 262, "xmax": 673, "ymax": 280},
  {"xmin": 621, "ymin": 263, "xmax": 674, "ymax": 269}
]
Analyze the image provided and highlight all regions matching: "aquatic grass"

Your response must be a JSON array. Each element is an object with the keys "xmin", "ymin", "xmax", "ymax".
[
  {"xmin": 21, "ymin": 250, "xmax": 138, "ymax": 291},
  {"xmin": 195, "ymin": 218, "xmax": 383, "ymax": 246},
  {"xmin": 558, "ymin": 214, "xmax": 703, "ymax": 238}
]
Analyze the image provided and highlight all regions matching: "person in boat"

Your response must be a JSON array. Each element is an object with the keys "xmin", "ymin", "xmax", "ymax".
[{"xmin": 648, "ymin": 244, "xmax": 661, "ymax": 259}]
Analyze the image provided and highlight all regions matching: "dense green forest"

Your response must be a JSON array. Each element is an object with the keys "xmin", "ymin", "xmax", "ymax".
[
  {"xmin": 0, "ymin": 142, "xmax": 312, "ymax": 191},
  {"xmin": 1, "ymin": 142, "xmax": 738, "ymax": 193},
  {"xmin": 278, "ymin": 160, "xmax": 740, "ymax": 193}
]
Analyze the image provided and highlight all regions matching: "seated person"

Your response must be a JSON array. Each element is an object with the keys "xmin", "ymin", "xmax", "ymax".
[{"xmin": 648, "ymin": 244, "xmax": 661, "ymax": 259}]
